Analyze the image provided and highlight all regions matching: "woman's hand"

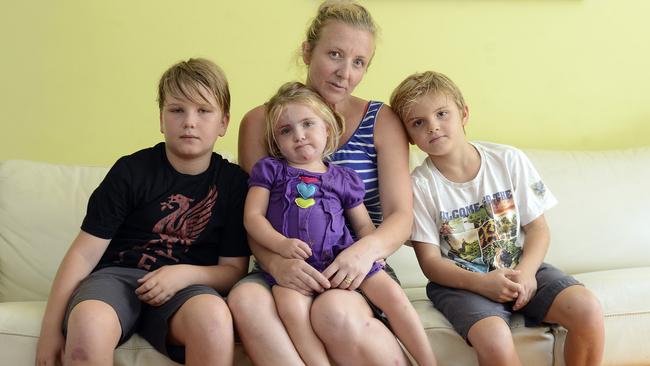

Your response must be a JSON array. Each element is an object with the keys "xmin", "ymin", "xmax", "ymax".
[
  {"xmin": 322, "ymin": 243, "xmax": 376, "ymax": 291},
  {"xmin": 268, "ymin": 255, "xmax": 330, "ymax": 296}
]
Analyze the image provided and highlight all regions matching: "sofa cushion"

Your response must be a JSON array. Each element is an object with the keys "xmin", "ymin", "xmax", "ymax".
[{"xmin": 0, "ymin": 160, "xmax": 108, "ymax": 301}]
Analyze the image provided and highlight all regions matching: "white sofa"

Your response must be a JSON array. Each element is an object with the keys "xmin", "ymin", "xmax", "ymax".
[{"xmin": 1, "ymin": 147, "xmax": 649, "ymax": 365}]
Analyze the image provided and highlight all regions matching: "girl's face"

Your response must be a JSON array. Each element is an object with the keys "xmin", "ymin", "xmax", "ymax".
[
  {"xmin": 303, "ymin": 21, "xmax": 374, "ymax": 107},
  {"xmin": 274, "ymin": 102, "xmax": 330, "ymax": 169}
]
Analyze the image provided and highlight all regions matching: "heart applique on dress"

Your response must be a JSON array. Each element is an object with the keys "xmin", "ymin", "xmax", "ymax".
[
  {"xmin": 295, "ymin": 197, "xmax": 316, "ymax": 208},
  {"xmin": 297, "ymin": 182, "xmax": 317, "ymax": 199}
]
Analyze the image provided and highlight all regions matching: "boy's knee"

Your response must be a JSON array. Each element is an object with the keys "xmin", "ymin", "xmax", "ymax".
[
  {"xmin": 67, "ymin": 300, "xmax": 121, "ymax": 338},
  {"xmin": 175, "ymin": 295, "xmax": 233, "ymax": 340},
  {"xmin": 566, "ymin": 290, "xmax": 604, "ymax": 331},
  {"xmin": 468, "ymin": 317, "xmax": 514, "ymax": 355}
]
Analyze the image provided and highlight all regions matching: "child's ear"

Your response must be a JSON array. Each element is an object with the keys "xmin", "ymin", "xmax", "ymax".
[
  {"xmin": 218, "ymin": 113, "xmax": 230, "ymax": 137},
  {"xmin": 461, "ymin": 105, "xmax": 470, "ymax": 126},
  {"xmin": 302, "ymin": 41, "xmax": 311, "ymax": 65}
]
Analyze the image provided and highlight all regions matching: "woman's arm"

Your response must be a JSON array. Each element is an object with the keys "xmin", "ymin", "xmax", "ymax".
[{"xmin": 322, "ymin": 106, "xmax": 413, "ymax": 288}]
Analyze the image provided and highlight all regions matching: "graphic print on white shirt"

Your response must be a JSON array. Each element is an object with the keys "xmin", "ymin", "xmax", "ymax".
[{"xmin": 410, "ymin": 142, "xmax": 557, "ymax": 273}]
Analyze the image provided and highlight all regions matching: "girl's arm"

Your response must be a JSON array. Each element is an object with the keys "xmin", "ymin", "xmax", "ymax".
[
  {"xmin": 413, "ymin": 241, "xmax": 522, "ymax": 303},
  {"xmin": 322, "ymin": 107, "xmax": 413, "ymax": 288},
  {"xmin": 244, "ymin": 186, "xmax": 312, "ymax": 259}
]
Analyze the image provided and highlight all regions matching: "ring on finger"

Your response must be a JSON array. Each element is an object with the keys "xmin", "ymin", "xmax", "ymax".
[{"xmin": 343, "ymin": 277, "xmax": 353, "ymax": 284}]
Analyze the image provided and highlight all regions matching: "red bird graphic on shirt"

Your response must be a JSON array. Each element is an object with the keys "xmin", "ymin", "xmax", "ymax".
[{"xmin": 145, "ymin": 185, "xmax": 218, "ymax": 262}]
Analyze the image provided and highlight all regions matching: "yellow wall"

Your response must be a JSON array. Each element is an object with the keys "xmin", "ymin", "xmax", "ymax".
[{"xmin": 2, "ymin": 0, "xmax": 649, "ymax": 166}]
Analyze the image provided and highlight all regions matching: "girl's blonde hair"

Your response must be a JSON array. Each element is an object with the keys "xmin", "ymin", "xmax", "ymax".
[
  {"xmin": 390, "ymin": 71, "xmax": 467, "ymax": 123},
  {"xmin": 265, "ymin": 81, "xmax": 344, "ymax": 159},
  {"xmin": 304, "ymin": 0, "xmax": 377, "ymax": 55},
  {"xmin": 157, "ymin": 58, "xmax": 230, "ymax": 115}
]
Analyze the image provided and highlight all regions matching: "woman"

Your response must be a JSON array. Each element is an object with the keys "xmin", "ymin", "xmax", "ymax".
[{"xmin": 227, "ymin": 2, "xmax": 413, "ymax": 365}]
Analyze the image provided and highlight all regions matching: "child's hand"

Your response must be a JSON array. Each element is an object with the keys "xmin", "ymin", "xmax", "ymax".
[
  {"xmin": 509, "ymin": 270, "xmax": 538, "ymax": 310},
  {"xmin": 477, "ymin": 268, "xmax": 523, "ymax": 303},
  {"xmin": 136, "ymin": 265, "xmax": 190, "ymax": 306},
  {"xmin": 35, "ymin": 327, "xmax": 65, "ymax": 366},
  {"xmin": 279, "ymin": 238, "xmax": 312, "ymax": 260}
]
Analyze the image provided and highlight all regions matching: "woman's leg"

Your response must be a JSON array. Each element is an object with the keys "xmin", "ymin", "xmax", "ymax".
[
  {"xmin": 227, "ymin": 277, "xmax": 305, "ymax": 366},
  {"xmin": 311, "ymin": 289, "xmax": 409, "ymax": 366}
]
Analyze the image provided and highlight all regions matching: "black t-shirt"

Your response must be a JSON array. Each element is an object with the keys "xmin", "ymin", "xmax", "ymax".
[{"xmin": 82, "ymin": 142, "xmax": 250, "ymax": 272}]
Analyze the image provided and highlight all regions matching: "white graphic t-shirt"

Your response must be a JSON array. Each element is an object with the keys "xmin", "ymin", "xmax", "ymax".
[{"xmin": 410, "ymin": 142, "xmax": 557, "ymax": 273}]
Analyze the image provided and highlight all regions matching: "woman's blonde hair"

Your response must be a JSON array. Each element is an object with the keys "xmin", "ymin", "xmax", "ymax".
[
  {"xmin": 265, "ymin": 81, "xmax": 344, "ymax": 159},
  {"xmin": 390, "ymin": 71, "xmax": 467, "ymax": 123},
  {"xmin": 304, "ymin": 0, "xmax": 377, "ymax": 55},
  {"xmin": 157, "ymin": 58, "xmax": 230, "ymax": 115}
]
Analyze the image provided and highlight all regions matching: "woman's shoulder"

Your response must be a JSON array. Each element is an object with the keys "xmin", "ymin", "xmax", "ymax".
[{"xmin": 241, "ymin": 104, "xmax": 267, "ymax": 127}]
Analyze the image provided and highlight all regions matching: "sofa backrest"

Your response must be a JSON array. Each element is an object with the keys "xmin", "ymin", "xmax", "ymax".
[
  {"xmin": 2, "ymin": 147, "xmax": 650, "ymax": 299},
  {"xmin": 392, "ymin": 146, "xmax": 650, "ymax": 289},
  {"xmin": 0, "ymin": 160, "xmax": 108, "ymax": 301}
]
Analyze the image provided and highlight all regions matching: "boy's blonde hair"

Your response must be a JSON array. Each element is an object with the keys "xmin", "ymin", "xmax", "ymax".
[
  {"xmin": 265, "ymin": 81, "xmax": 344, "ymax": 159},
  {"xmin": 157, "ymin": 58, "xmax": 230, "ymax": 115},
  {"xmin": 390, "ymin": 71, "xmax": 467, "ymax": 123},
  {"xmin": 305, "ymin": 0, "xmax": 377, "ymax": 55}
]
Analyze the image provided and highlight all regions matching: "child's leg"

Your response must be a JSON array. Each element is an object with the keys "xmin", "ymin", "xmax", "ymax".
[
  {"xmin": 273, "ymin": 285, "xmax": 329, "ymax": 366},
  {"xmin": 360, "ymin": 271, "xmax": 436, "ymax": 366},
  {"xmin": 141, "ymin": 285, "xmax": 233, "ymax": 366},
  {"xmin": 62, "ymin": 267, "xmax": 145, "ymax": 366},
  {"xmin": 64, "ymin": 300, "xmax": 122, "ymax": 366},
  {"xmin": 168, "ymin": 293, "xmax": 234, "ymax": 366},
  {"xmin": 426, "ymin": 281, "xmax": 521, "ymax": 366},
  {"xmin": 467, "ymin": 317, "xmax": 521, "ymax": 366},
  {"xmin": 523, "ymin": 264, "xmax": 604, "ymax": 366}
]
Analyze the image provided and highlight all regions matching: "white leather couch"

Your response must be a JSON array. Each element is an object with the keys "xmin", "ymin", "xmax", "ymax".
[{"xmin": 1, "ymin": 147, "xmax": 649, "ymax": 365}]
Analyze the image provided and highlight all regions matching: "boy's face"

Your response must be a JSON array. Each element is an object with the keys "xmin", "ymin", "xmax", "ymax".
[
  {"xmin": 401, "ymin": 92, "xmax": 468, "ymax": 158},
  {"xmin": 159, "ymin": 86, "xmax": 229, "ymax": 164}
]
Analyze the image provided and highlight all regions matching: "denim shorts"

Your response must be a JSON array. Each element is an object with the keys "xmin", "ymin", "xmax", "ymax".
[
  {"xmin": 426, "ymin": 263, "xmax": 581, "ymax": 341},
  {"xmin": 63, "ymin": 266, "xmax": 221, "ymax": 363}
]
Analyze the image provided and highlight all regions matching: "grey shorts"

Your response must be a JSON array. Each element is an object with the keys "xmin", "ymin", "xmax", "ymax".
[
  {"xmin": 63, "ymin": 266, "xmax": 221, "ymax": 363},
  {"xmin": 426, "ymin": 263, "xmax": 581, "ymax": 341},
  {"xmin": 234, "ymin": 261, "xmax": 399, "ymax": 326}
]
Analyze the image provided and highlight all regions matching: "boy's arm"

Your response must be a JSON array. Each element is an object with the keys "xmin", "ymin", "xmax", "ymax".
[
  {"xmin": 135, "ymin": 256, "xmax": 249, "ymax": 305},
  {"xmin": 36, "ymin": 231, "xmax": 110, "ymax": 365},
  {"xmin": 244, "ymin": 186, "xmax": 311, "ymax": 260},
  {"xmin": 413, "ymin": 241, "xmax": 522, "ymax": 303},
  {"xmin": 512, "ymin": 214, "xmax": 550, "ymax": 310}
]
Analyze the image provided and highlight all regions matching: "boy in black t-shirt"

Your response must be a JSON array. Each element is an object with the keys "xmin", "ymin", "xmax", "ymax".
[{"xmin": 36, "ymin": 58, "xmax": 250, "ymax": 365}]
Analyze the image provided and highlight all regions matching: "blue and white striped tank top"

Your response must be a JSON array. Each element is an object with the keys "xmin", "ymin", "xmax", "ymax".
[{"xmin": 327, "ymin": 101, "xmax": 383, "ymax": 226}]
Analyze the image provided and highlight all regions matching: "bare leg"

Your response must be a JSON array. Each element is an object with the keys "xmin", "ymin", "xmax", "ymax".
[
  {"xmin": 360, "ymin": 272, "xmax": 436, "ymax": 366},
  {"xmin": 311, "ymin": 289, "xmax": 410, "ymax": 366},
  {"xmin": 273, "ymin": 286, "xmax": 330, "ymax": 366},
  {"xmin": 64, "ymin": 300, "xmax": 121, "ymax": 366},
  {"xmin": 168, "ymin": 294, "xmax": 233, "ymax": 366},
  {"xmin": 227, "ymin": 280, "xmax": 305, "ymax": 366},
  {"xmin": 544, "ymin": 286, "xmax": 604, "ymax": 366},
  {"xmin": 467, "ymin": 316, "xmax": 522, "ymax": 366}
]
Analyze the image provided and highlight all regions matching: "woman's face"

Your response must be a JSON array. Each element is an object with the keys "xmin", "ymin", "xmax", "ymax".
[{"xmin": 303, "ymin": 21, "xmax": 374, "ymax": 106}]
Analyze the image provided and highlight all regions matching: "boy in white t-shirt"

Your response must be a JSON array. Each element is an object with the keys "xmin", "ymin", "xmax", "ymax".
[{"xmin": 390, "ymin": 71, "xmax": 604, "ymax": 366}]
